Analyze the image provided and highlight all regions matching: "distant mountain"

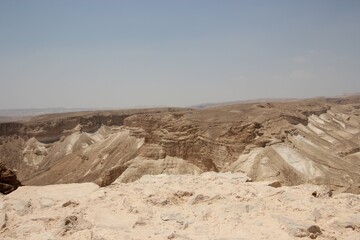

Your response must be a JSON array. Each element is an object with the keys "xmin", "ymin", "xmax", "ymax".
[
  {"xmin": 191, "ymin": 98, "xmax": 297, "ymax": 109},
  {"xmin": 191, "ymin": 92, "xmax": 360, "ymax": 109},
  {"xmin": 0, "ymin": 108, "xmax": 94, "ymax": 117}
]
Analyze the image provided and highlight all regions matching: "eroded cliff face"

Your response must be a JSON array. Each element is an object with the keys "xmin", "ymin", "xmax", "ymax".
[{"xmin": 0, "ymin": 97, "xmax": 360, "ymax": 193}]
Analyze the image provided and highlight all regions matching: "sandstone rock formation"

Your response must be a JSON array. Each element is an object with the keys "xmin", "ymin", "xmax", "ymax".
[
  {"xmin": 0, "ymin": 160, "xmax": 20, "ymax": 195},
  {"xmin": 0, "ymin": 96, "xmax": 360, "ymax": 193},
  {"xmin": 1, "ymin": 173, "xmax": 359, "ymax": 239}
]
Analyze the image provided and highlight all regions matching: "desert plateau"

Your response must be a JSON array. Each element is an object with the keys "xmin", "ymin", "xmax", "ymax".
[{"xmin": 0, "ymin": 95, "xmax": 360, "ymax": 239}]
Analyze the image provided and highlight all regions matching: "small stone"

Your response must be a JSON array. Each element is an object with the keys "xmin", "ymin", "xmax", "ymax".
[
  {"xmin": 268, "ymin": 181, "xmax": 282, "ymax": 188},
  {"xmin": 64, "ymin": 215, "xmax": 78, "ymax": 228},
  {"xmin": 62, "ymin": 201, "xmax": 79, "ymax": 207},
  {"xmin": 308, "ymin": 225, "xmax": 321, "ymax": 234},
  {"xmin": 311, "ymin": 187, "xmax": 333, "ymax": 198},
  {"xmin": 0, "ymin": 212, "xmax": 6, "ymax": 229},
  {"xmin": 245, "ymin": 178, "xmax": 253, "ymax": 182},
  {"xmin": 174, "ymin": 191, "xmax": 193, "ymax": 198},
  {"xmin": 308, "ymin": 225, "xmax": 322, "ymax": 239},
  {"xmin": 344, "ymin": 224, "xmax": 355, "ymax": 230}
]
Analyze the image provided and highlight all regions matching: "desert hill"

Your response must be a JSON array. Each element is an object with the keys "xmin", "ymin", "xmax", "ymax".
[{"xmin": 0, "ymin": 96, "xmax": 360, "ymax": 193}]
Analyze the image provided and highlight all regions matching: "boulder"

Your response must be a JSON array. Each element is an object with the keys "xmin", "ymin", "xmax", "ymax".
[{"xmin": 0, "ymin": 160, "xmax": 21, "ymax": 194}]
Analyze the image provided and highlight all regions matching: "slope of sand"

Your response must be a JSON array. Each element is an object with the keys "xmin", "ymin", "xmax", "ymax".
[{"xmin": 1, "ymin": 172, "xmax": 360, "ymax": 240}]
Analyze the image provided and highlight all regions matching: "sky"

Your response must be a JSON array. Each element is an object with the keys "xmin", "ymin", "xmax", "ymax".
[{"xmin": 0, "ymin": 0, "xmax": 359, "ymax": 109}]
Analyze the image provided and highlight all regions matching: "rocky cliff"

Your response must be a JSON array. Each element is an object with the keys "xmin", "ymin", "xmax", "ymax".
[{"xmin": 0, "ymin": 96, "xmax": 360, "ymax": 193}]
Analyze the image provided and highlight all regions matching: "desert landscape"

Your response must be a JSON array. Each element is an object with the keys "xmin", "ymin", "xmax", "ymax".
[
  {"xmin": 2, "ymin": 0, "xmax": 359, "ymax": 239},
  {"xmin": 1, "ymin": 95, "xmax": 360, "ymax": 239}
]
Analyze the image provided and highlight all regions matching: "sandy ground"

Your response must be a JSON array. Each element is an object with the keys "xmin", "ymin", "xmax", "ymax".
[{"xmin": 1, "ymin": 172, "xmax": 360, "ymax": 240}]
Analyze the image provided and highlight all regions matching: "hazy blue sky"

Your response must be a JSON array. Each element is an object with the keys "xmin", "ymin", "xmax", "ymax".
[{"xmin": 0, "ymin": 0, "xmax": 359, "ymax": 109}]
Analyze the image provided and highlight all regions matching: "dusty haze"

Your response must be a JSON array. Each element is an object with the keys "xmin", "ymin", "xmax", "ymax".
[{"xmin": 1, "ymin": 1, "xmax": 360, "ymax": 109}]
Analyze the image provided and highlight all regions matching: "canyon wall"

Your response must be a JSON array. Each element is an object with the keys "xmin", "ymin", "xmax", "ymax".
[{"xmin": 0, "ymin": 97, "xmax": 360, "ymax": 193}]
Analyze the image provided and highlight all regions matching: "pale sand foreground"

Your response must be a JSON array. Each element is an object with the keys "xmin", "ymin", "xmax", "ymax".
[{"xmin": 1, "ymin": 173, "xmax": 360, "ymax": 240}]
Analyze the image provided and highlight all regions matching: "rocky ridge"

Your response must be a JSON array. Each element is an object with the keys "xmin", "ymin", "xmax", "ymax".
[{"xmin": 0, "ymin": 96, "xmax": 360, "ymax": 193}]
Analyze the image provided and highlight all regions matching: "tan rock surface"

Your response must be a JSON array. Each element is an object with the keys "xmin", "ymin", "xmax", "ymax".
[
  {"xmin": 0, "ymin": 95, "xmax": 359, "ymax": 192},
  {"xmin": 1, "ymin": 173, "xmax": 360, "ymax": 239}
]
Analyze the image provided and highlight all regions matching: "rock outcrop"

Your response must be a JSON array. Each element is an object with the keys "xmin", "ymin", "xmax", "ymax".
[
  {"xmin": 0, "ymin": 96, "xmax": 359, "ymax": 192},
  {"xmin": 0, "ymin": 160, "xmax": 21, "ymax": 195}
]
